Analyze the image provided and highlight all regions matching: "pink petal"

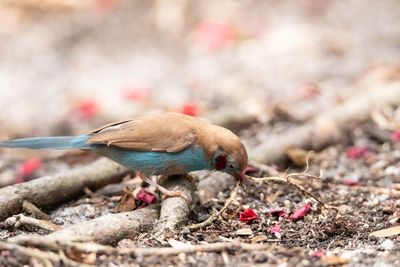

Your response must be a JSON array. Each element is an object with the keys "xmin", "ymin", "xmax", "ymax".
[
  {"xmin": 122, "ymin": 83, "xmax": 150, "ymax": 101},
  {"xmin": 244, "ymin": 166, "xmax": 258, "ymax": 175},
  {"xmin": 194, "ymin": 20, "xmax": 235, "ymax": 51},
  {"xmin": 391, "ymin": 131, "xmax": 400, "ymax": 142},
  {"xmin": 239, "ymin": 208, "xmax": 258, "ymax": 223},
  {"xmin": 346, "ymin": 147, "xmax": 370, "ymax": 159},
  {"xmin": 312, "ymin": 249, "xmax": 325, "ymax": 258},
  {"xmin": 289, "ymin": 203, "xmax": 311, "ymax": 220},
  {"xmin": 136, "ymin": 188, "xmax": 158, "ymax": 206},
  {"xmin": 19, "ymin": 158, "xmax": 41, "ymax": 176},
  {"xmin": 269, "ymin": 223, "xmax": 281, "ymax": 233}
]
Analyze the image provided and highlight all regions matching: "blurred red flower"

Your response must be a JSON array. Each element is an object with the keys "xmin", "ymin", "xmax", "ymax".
[
  {"xmin": 181, "ymin": 101, "xmax": 199, "ymax": 116},
  {"xmin": 123, "ymin": 83, "xmax": 150, "ymax": 101},
  {"xmin": 77, "ymin": 99, "xmax": 100, "ymax": 120},
  {"xmin": 19, "ymin": 158, "xmax": 41, "ymax": 177},
  {"xmin": 194, "ymin": 20, "xmax": 235, "ymax": 51}
]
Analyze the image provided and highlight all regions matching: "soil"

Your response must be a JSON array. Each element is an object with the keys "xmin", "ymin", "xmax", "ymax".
[{"xmin": 0, "ymin": 0, "xmax": 400, "ymax": 266}]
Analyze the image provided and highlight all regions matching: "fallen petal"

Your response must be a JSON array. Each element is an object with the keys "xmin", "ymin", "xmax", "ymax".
[
  {"xmin": 239, "ymin": 208, "xmax": 258, "ymax": 223},
  {"xmin": 269, "ymin": 223, "xmax": 281, "ymax": 233},
  {"xmin": 19, "ymin": 158, "xmax": 42, "ymax": 176},
  {"xmin": 289, "ymin": 203, "xmax": 311, "ymax": 220}
]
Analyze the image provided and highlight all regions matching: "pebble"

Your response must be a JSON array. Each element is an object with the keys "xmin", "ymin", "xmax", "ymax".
[{"xmin": 379, "ymin": 239, "xmax": 394, "ymax": 251}]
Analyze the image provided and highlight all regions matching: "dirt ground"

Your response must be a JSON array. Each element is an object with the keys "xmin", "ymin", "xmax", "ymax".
[{"xmin": 0, "ymin": 0, "xmax": 400, "ymax": 266}]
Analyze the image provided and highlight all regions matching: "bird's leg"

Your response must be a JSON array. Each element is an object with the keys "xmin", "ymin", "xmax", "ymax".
[{"xmin": 139, "ymin": 173, "xmax": 190, "ymax": 202}]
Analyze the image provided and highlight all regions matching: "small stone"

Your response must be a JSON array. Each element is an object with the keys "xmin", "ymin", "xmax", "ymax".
[
  {"xmin": 236, "ymin": 228, "xmax": 253, "ymax": 236},
  {"xmin": 379, "ymin": 239, "xmax": 394, "ymax": 251}
]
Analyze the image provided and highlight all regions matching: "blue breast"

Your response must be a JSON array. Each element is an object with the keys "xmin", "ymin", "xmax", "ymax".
[{"xmin": 93, "ymin": 145, "xmax": 211, "ymax": 176}]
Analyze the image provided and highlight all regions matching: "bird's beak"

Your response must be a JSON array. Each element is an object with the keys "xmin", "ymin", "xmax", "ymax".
[{"xmin": 233, "ymin": 171, "xmax": 245, "ymax": 183}]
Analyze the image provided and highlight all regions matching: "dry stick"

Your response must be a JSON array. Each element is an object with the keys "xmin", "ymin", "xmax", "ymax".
[
  {"xmin": 0, "ymin": 158, "xmax": 129, "ymax": 221},
  {"xmin": 154, "ymin": 175, "xmax": 194, "ymax": 234},
  {"xmin": 250, "ymin": 83, "xmax": 400, "ymax": 163},
  {"xmin": 247, "ymin": 158, "xmax": 339, "ymax": 211},
  {"xmin": 0, "ymin": 241, "xmax": 88, "ymax": 267},
  {"xmin": 7, "ymin": 237, "xmax": 271, "ymax": 257},
  {"xmin": 22, "ymin": 200, "xmax": 50, "ymax": 220},
  {"xmin": 8, "ymin": 204, "xmax": 160, "ymax": 245},
  {"xmin": 186, "ymin": 181, "xmax": 241, "ymax": 232},
  {"xmin": 4, "ymin": 213, "xmax": 61, "ymax": 233}
]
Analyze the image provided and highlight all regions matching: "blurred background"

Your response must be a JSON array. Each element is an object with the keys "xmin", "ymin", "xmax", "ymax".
[{"xmin": 0, "ymin": 0, "xmax": 399, "ymax": 139}]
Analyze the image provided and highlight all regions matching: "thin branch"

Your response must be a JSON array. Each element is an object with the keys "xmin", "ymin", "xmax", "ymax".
[
  {"xmin": 247, "ymin": 159, "xmax": 338, "ymax": 211},
  {"xmin": 0, "ymin": 241, "xmax": 88, "ymax": 267},
  {"xmin": 186, "ymin": 181, "xmax": 240, "ymax": 232}
]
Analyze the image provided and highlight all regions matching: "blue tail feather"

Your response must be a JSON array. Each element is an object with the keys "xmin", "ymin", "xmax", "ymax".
[{"xmin": 0, "ymin": 135, "xmax": 91, "ymax": 150}]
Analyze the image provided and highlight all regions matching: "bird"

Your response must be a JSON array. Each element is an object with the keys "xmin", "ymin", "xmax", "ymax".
[{"xmin": 0, "ymin": 113, "xmax": 248, "ymax": 200}]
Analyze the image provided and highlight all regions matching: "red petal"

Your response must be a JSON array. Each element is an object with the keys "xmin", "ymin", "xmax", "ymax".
[
  {"xmin": 136, "ymin": 188, "xmax": 158, "ymax": 206},
  {"xmin": 181, "ymin": 101, "xmax": 199, "ymax": 117},
  {"xmin": 194, "ymin": 20, "xmax": 235, "ymax": 51},
  {"xmin": 391, "ymin": 131, "xmax": 400, "ymax": 142},
  {"xmin": 18, "ymin": 158, "xmax": 41, "ymax": 176},
  {"xmin": 238, "ymin": 208, "xmax": 258, "ymax": 223},
  {"xmin": 269, "ymin": 223, "xmax": 281, "ymax": 233},
  {"xmin": 289, "ymin": 203, "xmax": 311, "ymax": 220}
]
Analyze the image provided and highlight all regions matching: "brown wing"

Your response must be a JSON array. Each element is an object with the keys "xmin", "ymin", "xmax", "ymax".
[{"xmin": 86, "ymin": 113, "xmax": 199, "ymax": 153}]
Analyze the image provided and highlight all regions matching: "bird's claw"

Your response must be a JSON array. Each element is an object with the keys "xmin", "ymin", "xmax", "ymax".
[{"xmin": 161, "ymin": 186, "xmax": 191, "ymax": 202}]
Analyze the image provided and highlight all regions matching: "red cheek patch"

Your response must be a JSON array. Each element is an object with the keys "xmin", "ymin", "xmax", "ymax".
[{"xmin": 215, "ymin": 155, "xmax": 227, "ymax": 170}]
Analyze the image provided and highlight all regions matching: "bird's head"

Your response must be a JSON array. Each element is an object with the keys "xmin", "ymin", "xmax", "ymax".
[{"xmin": 209, "ymin": 125, "xmax": 248, "ymax": 182}]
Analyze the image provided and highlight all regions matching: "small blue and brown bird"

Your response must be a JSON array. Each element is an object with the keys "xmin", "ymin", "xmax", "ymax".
[{"xmin": 0, "ymin": 113, "xmax": 248, "ymax": 199}]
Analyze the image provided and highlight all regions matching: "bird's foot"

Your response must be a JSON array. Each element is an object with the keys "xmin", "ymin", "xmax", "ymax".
[
  {"xmin": 158, "ymin": 186, "xmax": 191, "ymax": 202},
  {"xmin": 139, "ymin": 174, "xmax": 190, "ymax": 202}
]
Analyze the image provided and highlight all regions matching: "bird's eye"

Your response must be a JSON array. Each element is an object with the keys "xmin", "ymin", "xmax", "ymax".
[{"xmin": 215, "ymin": 155, "xmax": 227, "ymax": 170}]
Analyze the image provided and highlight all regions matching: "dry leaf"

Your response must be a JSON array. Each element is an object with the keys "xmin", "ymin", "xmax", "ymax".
[
  {"xmin": 369, "ymin": 225, "xmax": 400, "ymax": 238},
  {"xmin": 117, "ymin": 187, "xmax": 136, "ymax": 212}
]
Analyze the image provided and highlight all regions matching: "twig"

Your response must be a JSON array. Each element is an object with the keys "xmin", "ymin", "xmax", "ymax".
[
  {"xmin": 154, "ymin": 174, "xmax": 194, "ymax": 234},
  {"xmin": 247, "ymin": 160, "xmax": 338, "ymax": 211},
  {"xmin": 186, "ymin": 181, "xmax": 240, "ymax": 232},
  {"xmin": 4, "ymin": 214, "xmax": 61, "ymax": 233},
  {"xmin": 0, "ymin": 241, "xmax": 89, "ymax": 267},
  {"xmin": 250, "ymin": 83, "xmax": 400, "ymax": 163},
  {"xmin": 122, "ymin": 240, "xmax": 271, "ymax": 256},
  {"xmin": 8, "ymin": 204, "xmax": 160, "ymax": 245},
  {"xmin": 0, "ymin": 158, "xmax": 129, "ymax": 220},
  {"xmin": 8, "ymin": 238, "xmax": 271, "ymax": 257},
  {"xmin": 22, "ymin": 200, "xmax": 50, "ymax": 220}
]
